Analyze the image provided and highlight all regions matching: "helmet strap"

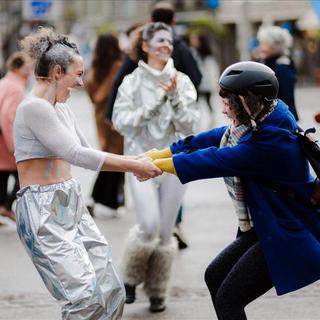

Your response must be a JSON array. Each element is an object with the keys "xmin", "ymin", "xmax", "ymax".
[{"xmin": 239, "ymin": 95, "xmax": 257, "ymax": 129}]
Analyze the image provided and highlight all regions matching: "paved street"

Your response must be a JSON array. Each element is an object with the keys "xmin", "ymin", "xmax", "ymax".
[{"xmin": 0, "ymin": 86, "xmax": 320, "ymax": 319}]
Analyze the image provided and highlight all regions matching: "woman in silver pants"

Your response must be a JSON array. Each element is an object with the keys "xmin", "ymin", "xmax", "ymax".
[
  {"xmin": 14, "ymin": 27, "xmax": 161, "ymax": 319},
  {"xmin": 16, "ymin": 180, "xmax": 125, "ymax": 319}
]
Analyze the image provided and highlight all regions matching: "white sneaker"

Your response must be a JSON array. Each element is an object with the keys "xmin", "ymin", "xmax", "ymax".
[{"xmin": 94, "ymin": 203, "xmax": 118, "ymax": 219}]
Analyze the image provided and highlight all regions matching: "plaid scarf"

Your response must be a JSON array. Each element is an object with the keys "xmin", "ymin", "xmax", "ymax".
[{"xmin": 220, "ymin": 124, "xmax": 254, "ymax": 232}]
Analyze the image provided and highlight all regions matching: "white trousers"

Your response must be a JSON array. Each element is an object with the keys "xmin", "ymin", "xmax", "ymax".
[{"xmin": 128, "ymin": 173, "xmax": 186, "ymax": 245}]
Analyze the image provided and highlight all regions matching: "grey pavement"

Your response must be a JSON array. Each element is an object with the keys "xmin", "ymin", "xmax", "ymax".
[{"xmin": 1, "ymin": 87, "xmax": 320, "ymax": 319}]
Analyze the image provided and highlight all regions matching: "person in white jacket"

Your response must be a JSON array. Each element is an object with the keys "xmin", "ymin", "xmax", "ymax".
[{"xmin": 112, "ymin": 22, "xmax": 199, "ymax": 312}]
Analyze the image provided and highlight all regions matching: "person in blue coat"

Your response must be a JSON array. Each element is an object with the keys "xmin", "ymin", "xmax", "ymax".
[{"xmin": 143, "ymin": 61, "xmax": 320, "ymax": 319}]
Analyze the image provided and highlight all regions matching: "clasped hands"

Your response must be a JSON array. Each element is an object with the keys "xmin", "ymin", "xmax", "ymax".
[{"xmin": 133, "ymin": 148, "xmax": 176, "ymax": 182}]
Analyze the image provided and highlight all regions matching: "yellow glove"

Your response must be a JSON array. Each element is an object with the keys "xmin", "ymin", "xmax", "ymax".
[
  {"xmin": 145, "ymin": 148, "xmax": 172, "ymax": 160},
  {"xmin": 153, "ymin": 157, "xmax": 177, "ymax": 175}
]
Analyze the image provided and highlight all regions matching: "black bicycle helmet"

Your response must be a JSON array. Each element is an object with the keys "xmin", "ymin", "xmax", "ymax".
[{"xmin": 219, "ymin": 61, "xmax": 279, "ymax": 100}]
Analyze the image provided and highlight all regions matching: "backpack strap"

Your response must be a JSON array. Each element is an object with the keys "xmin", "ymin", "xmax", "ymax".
[{"xmin": 256, "ymin": 177, "xmax": 317, "ymax": 209}]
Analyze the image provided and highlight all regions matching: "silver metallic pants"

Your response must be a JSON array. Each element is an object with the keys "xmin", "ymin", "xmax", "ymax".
[{"xmin": 16, "ymin": 179, "xmax": 125, "ymax": 320}]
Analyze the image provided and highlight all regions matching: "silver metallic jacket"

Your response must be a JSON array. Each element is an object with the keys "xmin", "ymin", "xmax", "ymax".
[{"xmin": 113, "ymin": 59, "xmax": 199, "ymax": 155}]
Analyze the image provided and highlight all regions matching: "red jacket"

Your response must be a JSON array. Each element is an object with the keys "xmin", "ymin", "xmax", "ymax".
[{"xmin": 0, "ymin": 71, "xmax": 27, "ymax": 171}]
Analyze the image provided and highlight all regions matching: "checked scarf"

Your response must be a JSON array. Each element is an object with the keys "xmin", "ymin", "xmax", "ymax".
[{"xmin": 220, "ymin": 124, "xmax": 254, "ymax": 232}]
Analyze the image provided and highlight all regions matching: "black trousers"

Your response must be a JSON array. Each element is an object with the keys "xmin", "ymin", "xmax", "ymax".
[
  {"xmin": 204, "ymin": 229, "xmax": 273, "ymax": 320},
  {"xmin": 0, "ymin": 171, "xmax": 19, "ymax": 210},
  {"xmin": 91, "ymin": 171, "xmax": 124, "ymax": 209}
]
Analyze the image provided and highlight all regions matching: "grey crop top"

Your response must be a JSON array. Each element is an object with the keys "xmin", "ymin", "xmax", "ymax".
[{"xmin": 13, "ymin": 95, "xmax": 107, "ymax": 171}]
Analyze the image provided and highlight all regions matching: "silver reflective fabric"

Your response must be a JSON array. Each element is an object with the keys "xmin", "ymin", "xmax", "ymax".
[
  {"xmin": 16, "ymin": 179, "xmax": 125, "ymax": 319},
  {"xmin": 112, "ymin": 58, "xmax": 199, "ymax": 155}
]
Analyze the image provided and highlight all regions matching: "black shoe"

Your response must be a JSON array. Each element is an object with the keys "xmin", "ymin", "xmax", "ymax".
[
  {"xmin": 124, "ymin": 284, "xmax": 136, "ymax": 304},
  {"xmin": 173, "ymin": 225, "xmax": 188, "ymax": 250},
  {"xmin": 149, "ymin": 297, "xmax": 166, "ymax": 312}
]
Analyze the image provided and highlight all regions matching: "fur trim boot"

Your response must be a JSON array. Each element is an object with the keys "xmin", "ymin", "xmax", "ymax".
[
  {"xmin": 144, "ymin": 238, "xmax": 177, "ymax": 312},
  {"xmin": 122, "ymin": 225, "xmax": 158, "ymax": 289}
]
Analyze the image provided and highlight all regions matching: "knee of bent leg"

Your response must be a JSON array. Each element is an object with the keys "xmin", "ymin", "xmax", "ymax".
[
  {"xmin": 214, "ymin": 286, "xmax": 245, "ymax": 320},
  {"xmin": 204, "ymin": 264, "xmax": 214, "ymax": 287}
]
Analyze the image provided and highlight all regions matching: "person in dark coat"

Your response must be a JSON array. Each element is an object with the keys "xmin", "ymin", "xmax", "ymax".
[
  {"xmin": 143, "ymin": 61, "xmax": 320, "ymax": 319},
  {"xmin": 85, "ymin": 33, "xmax": 125, "ymax": 218},
  {"xmin": 257, "ymin": 25, "xmax": 299, "ymax": 120}
]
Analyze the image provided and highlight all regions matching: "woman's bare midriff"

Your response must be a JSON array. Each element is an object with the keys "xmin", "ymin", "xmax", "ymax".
[{"xmin": 17, "ymin": 158, "xmax": 72, "ymax": 188}]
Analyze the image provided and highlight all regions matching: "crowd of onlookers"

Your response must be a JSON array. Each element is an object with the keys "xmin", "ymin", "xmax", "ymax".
[
  {"xmin": 0, "ymin": 1, "xmax": 302, "ymax": 232},
  {"xmin": 0, "ymin": 2, "xmax": 301, "ymax": 234},
  {"xmin": 3, "ymin": 1, "xmax": 320, "ymax": 318}
]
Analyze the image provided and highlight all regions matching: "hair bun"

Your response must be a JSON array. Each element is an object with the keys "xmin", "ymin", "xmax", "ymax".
[{"xmin": 20, "ymin": 27, "xmax": 60, "ymax": 61}]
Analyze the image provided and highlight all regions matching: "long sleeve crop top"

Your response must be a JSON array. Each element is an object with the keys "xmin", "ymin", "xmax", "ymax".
[{"xmin": 13, "ymin": 95, "xmax": 107, "ymax": 171}]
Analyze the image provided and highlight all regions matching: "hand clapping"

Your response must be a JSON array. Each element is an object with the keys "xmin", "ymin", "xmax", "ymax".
[{"xmin": 159, "ymin": 73, "xmax": 177, "ymax": 94}]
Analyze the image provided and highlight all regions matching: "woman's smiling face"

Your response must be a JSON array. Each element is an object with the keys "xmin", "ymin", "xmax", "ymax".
[
  {"xmin": 222, "ymin": 97, "xmax": 238, "ymax": 125},
  {"xmin": 145, "ymin": 29, "xmax": 173, "ymax": 63},
  {"xmin": 56, "ymin": 55, "xmax": 84, "ymax": 103}
]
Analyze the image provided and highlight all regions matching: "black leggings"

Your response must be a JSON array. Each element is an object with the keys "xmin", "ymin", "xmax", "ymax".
[
  {"xmin": 204, "ymin": 229, "xmax": 273, "ymax": 320},
  {"xmin": 91, "ymin": 171, "xmax": 124, "ymax": 209}
]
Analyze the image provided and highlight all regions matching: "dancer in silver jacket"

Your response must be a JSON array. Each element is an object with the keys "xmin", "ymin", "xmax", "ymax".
[
  {"xmin": 14, "ymin": 27, "xmax": 161, "ymax": 320},
  {"xmin": 112, "ymin": 22, "xmax": 199, "ymax": 312}
]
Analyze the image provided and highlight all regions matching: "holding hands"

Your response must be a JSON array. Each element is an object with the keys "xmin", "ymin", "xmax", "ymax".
[
  {"xmin": 133, "ymin": 154, "xmax": 162, "ymax": 182},
  {"xmin": 134, "ymin": 147, "xmax": 177, "ymax": 182}
]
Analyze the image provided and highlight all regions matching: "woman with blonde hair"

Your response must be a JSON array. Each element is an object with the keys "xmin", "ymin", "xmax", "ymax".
[{"xmin": 15, "ymin": 27, "xmax": 161, "ymax": 319}]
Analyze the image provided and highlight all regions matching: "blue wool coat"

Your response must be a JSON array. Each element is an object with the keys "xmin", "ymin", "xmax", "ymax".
[{"xmin": 170, "ymin": 100, "xmax": 320, "ymax": 295}]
